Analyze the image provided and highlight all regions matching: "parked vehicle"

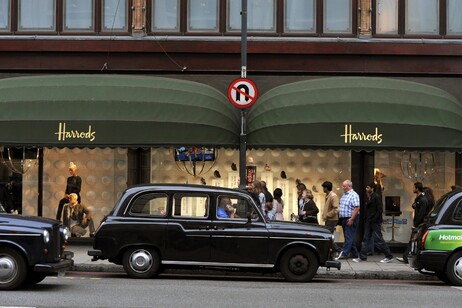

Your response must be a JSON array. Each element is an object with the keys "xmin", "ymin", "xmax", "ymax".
[
  {"xmin": 408, "ymin": 188, "xmax": 462, "ymax": 285},
  {"xmin": 0, "ymin": 206, "xmax": 74, "ymax": 290},
  {"xmin": 88, "ymin": 184, "xmax": 340, "ymax": 282}
]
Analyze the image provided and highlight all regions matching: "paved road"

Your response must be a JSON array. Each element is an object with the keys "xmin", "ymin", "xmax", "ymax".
[{"xmin": 0, "ymin": 273, "xmax": 459, "ymax": 308}]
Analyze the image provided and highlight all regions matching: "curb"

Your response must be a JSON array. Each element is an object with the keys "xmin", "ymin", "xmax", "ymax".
[{"xmin": 70, "ymin": 264, "xmax": 438, "ymax": 281}]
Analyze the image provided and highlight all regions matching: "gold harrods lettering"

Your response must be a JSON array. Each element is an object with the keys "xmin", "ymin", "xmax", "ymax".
[
  {"xmin": 340, "ymin": 124, "xmax": 383, "ymax": 144},
  {"xmin": 54, "ymin": 122, "xmax": 96, "ymax": 142}
]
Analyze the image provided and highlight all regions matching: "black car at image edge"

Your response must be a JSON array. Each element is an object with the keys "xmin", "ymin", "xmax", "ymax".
[
  {"xmin": 408, "ymin": 188, "xmax": 462, "ymax": 286},
  {"xmin": 89, "ymin": 184, "xmax": 341, "ymax": 282},
  {"xmin": 0, "ymin": 206, "xmax": 74, "ymax": 290}
]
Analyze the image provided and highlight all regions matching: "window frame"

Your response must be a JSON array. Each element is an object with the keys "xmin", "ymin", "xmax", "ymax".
[
  {"xmin": 102, "ymin": 0, "xmax": 130, "ymax": 33},
  {"xmin": 372, "ymin": 0, "xmax": 460, "ymax": 39},
  {"xmin": 187, "ymin": 0, "xmax": 220, "ymax": 33},
  {"xmin": 0, "ymin": 0, "xmax": 11, "ymax": 32},
  {"xmin": 17, "ymin": 0, "xmax": 57, "ymax": 32},
  {"xmin": 4, "ymin": 0, "xmax": 132, "ymax": 35},
  {"xmin": 226, "ymin": 0, "xmax": 277, "ymax": 34},
  {"xmin": 63, "ymin": 0, "xmax": 95, "ymax": 33},
  {"xmin": 128, "ymin": 192, "xmax": 169, "ymax": 217},
  {"xmin": 322, "ymin": 0, "xmax": 354, "ymax": 35},
  {"xmin": 446, "ymin": 0, "xmax": 462, "ymax": 36},
  {"xmin": 150, "ymin": 0, "xmax": 180, "ymax": 32},
  {"xmin": 147, "ymin": 0, "xmax": 358, "ymax": 37},
  {"xmin": 283, "ymin": 0, "xmax": 316, "ymax": 34},
  {"xmin": 172, "ymin": 193, "xmax": 209, "ymax": 219},
  {"xmin": 452, "ymin": 201, "xmax": 462, "ymax": 222}
]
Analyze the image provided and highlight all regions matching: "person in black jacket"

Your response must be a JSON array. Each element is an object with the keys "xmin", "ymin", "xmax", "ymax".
[
  {"xmin": 358, "ymin": 183, "xmax": 393, "ymax": 263},
  {"xmin": 412, "ymin": 182, "xmax": 429, "ymax": 228},
  {"xmin": 299, "ymin": 189, "xmax": 319, "ymax": 224},
  {"xmin": 397, "ymin": 182, "xmax": 429, "ymax": 263}
]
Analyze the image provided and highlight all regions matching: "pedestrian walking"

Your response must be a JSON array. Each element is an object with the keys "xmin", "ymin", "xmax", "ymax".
[
  {"xmin": 358, "ymin": 183, "xmax": 393, "ymax": 263},
  {"xmin": 336, "ymin": 180, "xmax": 360, "ymax": 261}
]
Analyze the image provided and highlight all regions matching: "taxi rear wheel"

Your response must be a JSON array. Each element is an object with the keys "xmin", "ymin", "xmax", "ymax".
[
  {"xmin": 446, "ymin": 251, "xmax": 462, "ymax": 286},
  {"xmin": 123, "ymin": 247, "xmax": 160, "ymax": 279},
  {"xmin": 280, "ymin": 247, "xmax": 318, "ymax": 282},
  {"xmin": 435, "ymin": 271, "xmax": 450, "ymax": 284},
  {"xmin": 0, "ymin": 247, "xmax": 27, "ymax": 290}
]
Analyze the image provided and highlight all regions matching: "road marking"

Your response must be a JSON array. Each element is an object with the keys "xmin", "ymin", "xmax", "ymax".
[
  {"xmin": 451, "ymin": 286, "xmax": 462, "ymax": 291},
  {"xmin": 48, "ymin": 276, "xmax": 101, "ymax": 280}
]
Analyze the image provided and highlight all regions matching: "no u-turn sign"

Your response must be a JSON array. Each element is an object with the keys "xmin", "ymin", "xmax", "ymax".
[{"xmin": 228, "ymin": 78, "xmax": 258, "ymax": 109}]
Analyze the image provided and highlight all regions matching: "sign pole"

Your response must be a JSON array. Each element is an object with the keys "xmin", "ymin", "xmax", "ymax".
[{"xmin": 239, "ymin": 0, "xmax": 247, "ymax": 189}]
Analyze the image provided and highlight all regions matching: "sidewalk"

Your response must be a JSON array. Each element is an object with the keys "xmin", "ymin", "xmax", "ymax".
[{"xmin": 67, "ymin": 243, "xmax": 437, "ymax": 281}]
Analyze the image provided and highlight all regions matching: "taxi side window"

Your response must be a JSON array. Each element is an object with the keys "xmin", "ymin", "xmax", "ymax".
[
  {"xmin": 173, "ymin": 194, "xmax": 209, "ymax": 219},
  {"xmin": 453, "ymin": 200, "xmax": 462, "ymax": 222},
  {"xmin": 129, "ymin": 193, "xmax": 168, "ymax": 216},
  {"xmin": 216, "ymin": 195, "xmax": 254, "ymax": 220}
]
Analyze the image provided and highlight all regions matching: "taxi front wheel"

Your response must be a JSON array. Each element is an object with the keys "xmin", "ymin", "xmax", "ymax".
[
  {"xmin": 280, "ymin": 247, "xmax": 318, "ymax": 282},
  {"xmin": 0, "ymin": 247, "xmax": 27, "ymax": 290},
  {"xmin": 446, "ymin": 251, "xmax": 462, "ymax": 286},
  {"xmin": 123, "ymin": 247, "xmax": 160, "ymax": 279}
]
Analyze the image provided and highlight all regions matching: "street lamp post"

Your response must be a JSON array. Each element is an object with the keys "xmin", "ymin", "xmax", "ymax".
[{"xmin": 239, "ymin": 0, "xmax": 247, "ymax": 189}]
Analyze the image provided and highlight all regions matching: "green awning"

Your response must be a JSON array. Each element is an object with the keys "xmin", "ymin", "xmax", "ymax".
[
  {"xmin": 0, "ymin": 75, "xmax": 239, "ymax": 147},
  {"xmin": 247, "ymin": 77, "xmax": 462, "ymax": 150}
]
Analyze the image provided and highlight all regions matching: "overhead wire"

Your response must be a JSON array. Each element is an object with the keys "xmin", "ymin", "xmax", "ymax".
[
  {"xmin": 101, "ymin": 0, "xmax": 122, "ymax": 71},
  {"xmin": 144, "ymin": 1, "xmax": 187, "ymax": 72}
]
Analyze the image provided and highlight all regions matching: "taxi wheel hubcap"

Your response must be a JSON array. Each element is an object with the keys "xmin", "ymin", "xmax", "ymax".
[
  {"xmin": 129, "ymin": 250, "xmax": 153, "ymax": 273},
  {"xmin": 453, "ymin": 256, "xmax": 462, "ymax": 281},
  {"xmin": 0, "ymin": 256, "xmax": 17, "ymax": 284},
  {"xmin": 288, "ymin": 254, "xmax": 309, "ymax": 275}
]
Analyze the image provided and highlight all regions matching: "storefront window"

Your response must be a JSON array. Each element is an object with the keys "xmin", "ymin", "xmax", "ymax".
[
  {"xmin": 228, "ymin": 0, "xmax": 275, "ymax": 32},
  {"xmin": 152, "ymin": 0, "xmax": 179, "ymax": 31},
  {"xmin": 39, "ymin": 148, "xmax": 128, "ymax": 237},
  {"xmin": 405, "ymin": 0, "xmax": 438, "ymax": 34},
  {"xmin": 447, "ymin": 0, "xmax": 462, "ymax": 35},
  {"xmin": 103, "ymin": 0, "xmax": 128, "ymax": 32},
  {"xmin": 63, "ymin": 0, "xmax": 94, "ymax": 32},
  {"xmin": 374, "ymin": 151, "xmax": 455, "ymax": 242},
  {"xmin": 323, "ymin": 0, "xmax": 352, "ymax": 33},
  {"xmin": 18, "ymin": 0, "xmax": 55, "ymax": 31},
  {"xmin": 284, "ymin": 0, "xmax": 315, "ymax": 33},
  {"xmin": 375, "ymin": 0, "xmax": 398, "ymax": 34},
  {"xmin": 150, "ymin": 147, "xmax": 350, "ymax": 225},
  {"xmin": 188, "ymin": 0, "xmax": 219, "ymax": 32},
  {"xmin": 0, "ymin": 0, "xmax": 9, "ymax": 31}
]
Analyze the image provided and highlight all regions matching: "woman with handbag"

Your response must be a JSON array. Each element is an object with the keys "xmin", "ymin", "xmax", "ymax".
[{"xmin": 299, "ymin": 189, "xmax": 319, "ymax": 224}]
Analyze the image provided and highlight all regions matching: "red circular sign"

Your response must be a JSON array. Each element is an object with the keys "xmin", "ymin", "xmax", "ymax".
[{"xmin": 228, "ymin": 78, "xmax": 258, "ymax": 109}]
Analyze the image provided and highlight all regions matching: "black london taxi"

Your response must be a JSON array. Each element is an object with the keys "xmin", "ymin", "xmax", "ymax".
[
  {"xmin": 0, "ymin": 206, "xmax": 74, "ymax": 290},
  {"xmin": 88, "ymin": 184, "xmax": 341, "ymax": 282},
  {"xmin": 408, "ymin": 188, "xmax": 462, "ymax": 285}
]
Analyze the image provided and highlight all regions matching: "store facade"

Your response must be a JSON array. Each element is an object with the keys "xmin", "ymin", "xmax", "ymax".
[
  {"xmin": 2, "ymin": 0, "xmax": 462, "ymax": 242},
  {"xmin": 1, "ymin": 74, "xmax": 461, "ymax": 243}
]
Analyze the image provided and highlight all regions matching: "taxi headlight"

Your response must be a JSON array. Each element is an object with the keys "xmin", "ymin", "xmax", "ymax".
[
  {"xmin": 43, "ymin": 230, "xmax": 50, "ymax": 244},
  {"xmin": 62, "ymin": 227, "xmax": 70, "ymax": 241}
]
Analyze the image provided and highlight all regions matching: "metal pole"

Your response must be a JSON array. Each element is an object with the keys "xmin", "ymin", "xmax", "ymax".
[
  {"xmin": 239, "ymin": 0, "xmax": 247, "ymax": 189},
  {"xmin": 241, "ymin": 0, "xmax": 247, "ymax": 79}
]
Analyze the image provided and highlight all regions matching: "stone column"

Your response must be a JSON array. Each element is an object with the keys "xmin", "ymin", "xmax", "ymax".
[
  {"xmin": 359, "ymin": 0, "xmax": 372, "ymax": 36},
  {"xmin": 132, "ymin": 0, "xmax": 146, "ymax": 36}
]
